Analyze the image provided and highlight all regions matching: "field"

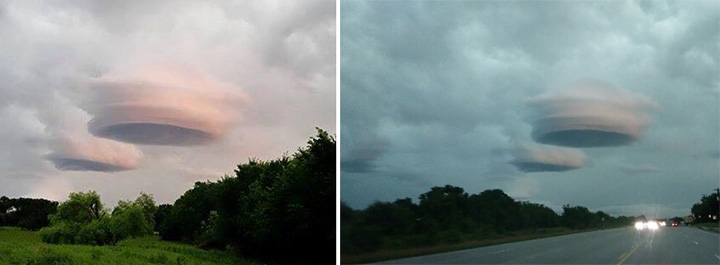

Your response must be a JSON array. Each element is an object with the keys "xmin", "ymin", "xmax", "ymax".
[
  {"xmin": 691, "ymin": 222, "xmax": 720, "ymax": 233},
  {"xmin": 0, "ymin": 227, "xmax": 258, "ymax": 265}
]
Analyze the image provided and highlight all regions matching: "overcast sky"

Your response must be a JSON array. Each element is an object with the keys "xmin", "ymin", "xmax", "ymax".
[
  {"xmin": 340, "ymin": 0, "xmax": 719, "ymax": 218},
  {"xmin": 0, "ymin": 0, "xmax": 335, "ymax": 206}
]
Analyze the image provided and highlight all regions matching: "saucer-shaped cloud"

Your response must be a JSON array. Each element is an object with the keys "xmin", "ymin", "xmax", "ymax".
[
  {"xmin": 46, "ymin": 134, "xmax": 143, "ymax": 172},
  {"xmin": 528, "ymin": 79, "xmax": 656, "ymax": 148},
  {"xmin": 510, "ymin": 144, "xmax": 586, "ymax": 172},
  {"xmin": 87, "ymin": 64, "xmax": 246, "ymax": 146}
]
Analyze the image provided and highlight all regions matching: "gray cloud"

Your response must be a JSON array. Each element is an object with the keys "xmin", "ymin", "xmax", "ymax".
[
  {"xmin": 528, "ymin": 79, "xmax": 657, "ymax": 148},
  {"xmin": 0, "ymin": 0, "xmax": 335, "ymax": 205},
  {"xmin": 341, "ymin": 0, "xmax": 719, "ymax": 214},
  {"xmin": 45, "ymin": 132, "xmax": 142, "ymax": 172},
  {"xmin": 618, "ymin": 164, "xmax": 662, "ymax": 175},
  {"xmin": 510, "ymin": 144, "xmax": 586, "ymax": 172}
]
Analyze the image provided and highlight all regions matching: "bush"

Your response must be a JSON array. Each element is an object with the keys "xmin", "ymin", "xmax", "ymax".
[
  {"xmin": 76, "ymin": 218, "xmax": 113, "ymax": 245},
  {"xmin": 110, "ymin": 202, "xmax": 153, "ymax": 240},
  {"xmin": 41, "ymin": 192, "xmax": 156, "ymax": 246}
]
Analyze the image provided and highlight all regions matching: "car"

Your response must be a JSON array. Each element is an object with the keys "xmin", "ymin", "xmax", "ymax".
[{"xmin": 671, "ymin": 222, "xmax": 679, "ymax": 227}]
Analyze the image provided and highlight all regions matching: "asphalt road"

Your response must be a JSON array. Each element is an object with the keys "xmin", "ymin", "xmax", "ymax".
[{"xmin": 378, "ymin": 227, "xmax": 720, "ymax": 264}]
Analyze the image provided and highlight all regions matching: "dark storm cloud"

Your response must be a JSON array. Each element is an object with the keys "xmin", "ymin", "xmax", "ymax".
[
  {"xmin": 341, "ymin": 0, "xmax": 719, "ymax": 215},
  {"xmin": 527, "ymin": 79, "xmax": 657, "ymax": 148},
  {"xmin": 339, "ymin": 128, "xmax": 390, "ymax": 173},
  {"xmin": 510, "ymin": 144, "xmax": 586, "ymax": 173}
]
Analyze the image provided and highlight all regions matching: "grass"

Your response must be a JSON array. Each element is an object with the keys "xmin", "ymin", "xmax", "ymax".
[
  {"xmin": 691, "ymin": 222, "xmax": 720, "ymax": 233},
  {"xmin": 0, "ymin": 227, "xmax": 259, "ymax": 265},
  {"xmin": 341, "ymin": 227, "xmax": 613, "ymax": 264}
]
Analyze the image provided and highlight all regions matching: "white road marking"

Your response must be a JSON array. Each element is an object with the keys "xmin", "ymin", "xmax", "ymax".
[{"xmin": 714, "ymin": 254, "xmax": 719, "ymax": 260}]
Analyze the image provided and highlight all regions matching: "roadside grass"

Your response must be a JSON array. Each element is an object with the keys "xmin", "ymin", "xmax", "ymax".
[
  {"xmin": 341, "ymin": 227, "xmax": 617, "ymax": 264},
  {"xmin": 691, "ymin": 222, "xmax": 720, "ymax": 233},
  {"xmin": 0, "ymin": 227, "xmax": 258, "ymax": 265}
]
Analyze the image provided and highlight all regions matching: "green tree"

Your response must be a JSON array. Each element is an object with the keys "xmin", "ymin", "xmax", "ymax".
[
  {"xmin": 159, "ymin": 182, "xmax": 217, "ymax": 241},
  {"xmin": 691, "ymin": 190, "xmax": 719, "ymax": 223},
  {"xmin": 154, "ymin": 204, "xmax": 173, "ymax": 232},
  {"xmin": 418, "ymin": 185, "xmax": 468, "ymax": 231},
  {"xmin": 561, "ymin": 205, "xmax": 596, "ymax": 229},
  {"xmin": 40, "ymin": 191, "xmax": 105, "ymax": 244},
  {"xmin": 52, "ymin": 191, "xmax": 105, "ymax": 224},
  {"xmin": 110, "ymin": 201, "xmax": 153, "ymax": 240},
  {"xmin": 40, "ymin": 191, "xmax": 155, "ymax": 245}
]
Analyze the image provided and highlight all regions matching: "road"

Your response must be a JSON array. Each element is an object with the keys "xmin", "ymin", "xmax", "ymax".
[{"xmin": 378, "ymin": 227, "xmax": 720, "ymax": 264}]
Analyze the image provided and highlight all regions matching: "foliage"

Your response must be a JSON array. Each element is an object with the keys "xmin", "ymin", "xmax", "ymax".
[
  {"xmin": 158, "ymin": 128, "xmax": 335, "ymax": 265},
  {"xmin": 159, "ymin": 182, "xmax": 216, "ymax": 242},
  {"xmin": 0, "ymin": 196, "xmax": 58, "ymax": 230},
  {"xmin": 0, "ymin": 227, "xmax": 256, "ymax": 265},
  {"xmin": 52, "ymin": 191, "xmax": 105, "ymax": 224},
  {"xmin": 342, "ymin": 185, "xmax": 635, "ymax": 255},
  {"xmin": 691, "ymin": 190, "xmax": 719, "ymax": 223},
  {"xmin": 154, "ymin": 204, "xmax": 173, "ymax": 232},
  {"xmin": 39, "ymin": 192, "xmax": 156, "ymax": 246},
  {"xmin": 561, "ymin": 205, "xmax": 595, "ymax": 229},
  {"xmin": 110, "ymin": 201, "xmax": 153, "ymax": 240}
]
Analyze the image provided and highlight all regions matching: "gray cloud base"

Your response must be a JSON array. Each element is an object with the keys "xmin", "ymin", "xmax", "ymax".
[
  {"xmin": 86, "ymin": 65, "xmax": 245, "ymax": 146},
  {"xmin": 527, "ymin": 79, "xmax": 656, "ymax": 148},
  {"xmin": 46, "ymin": 157, "xmax": 131, "ymax": 172},
  {"xmin": 341, "ymin": 1, "xmax": 719, "ymax": 218}
]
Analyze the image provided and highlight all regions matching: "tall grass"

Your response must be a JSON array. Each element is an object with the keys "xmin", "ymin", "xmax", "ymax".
[{"xmin": 0, "ymin": 227, "xmax": 257, "ymax": 265}]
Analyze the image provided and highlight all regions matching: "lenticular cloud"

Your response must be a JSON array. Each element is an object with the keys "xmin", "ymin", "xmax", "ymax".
[
  {"xmin": 527, "ymin": 79, "xmax": 656, "ymax": 148},
  {"xmin": 46, "ymin": 133, "xmax": 143, "ymax": 172},
  {"xmin": 86, "ymin": 64, "xmax": 246, "ymax": 146},
  {"xmin": 510, "ymin": 144, "xmax": 586, "ymax": 172}
]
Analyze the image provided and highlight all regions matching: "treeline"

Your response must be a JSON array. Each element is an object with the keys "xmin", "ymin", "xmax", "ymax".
[
  {"xmin": 7, "ymin": 128, "xmax": 334, "ymax": 265},
  {"xmin": 0, "ymin": 196, "xmax": 57, "ymax": 230},
  {"xmin": 341, "ymin": 185, "xmax": 634, "ymax": 254},
  {"xmin": 39, "ymin": 191, "xmax": 157, "ymax": 245},
  {"xmin": 156, "ymin": 128, "xmax": 335, "ymax": 265},
  {"xmin": 691, "ymin": 189, "xmax": 719, "ymax": 223}
]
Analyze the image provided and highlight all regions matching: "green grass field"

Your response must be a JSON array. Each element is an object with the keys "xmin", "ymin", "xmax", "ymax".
[{"xmin": 0, "ymin": 227, "xmax": 258, "ymax": 265}]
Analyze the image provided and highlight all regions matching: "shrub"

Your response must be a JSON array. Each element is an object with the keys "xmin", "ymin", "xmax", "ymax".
[
  {"xmin": 110, "ymin": 202, "xmax": 153, "ymax": 240},
  {"xmin": 39, "ymin": 222, "xmax": 78, "ymax": 244},
  {"xmin": 76, "ymin": 218, "xmax": 113, "ymax": 245},
  {"xmin": 41, "ymin": 192, "xmax": 156, "ymax": 246}
]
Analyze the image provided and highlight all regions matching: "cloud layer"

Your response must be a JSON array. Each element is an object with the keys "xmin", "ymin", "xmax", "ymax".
[
  {"xmin": 510, "ymin": 144, "xmax": 586, "ymax": 172},
  {"xmin": 341, "ymin": 0, "xmax": 719, "ymax": 219},
  {"xmin": 0, "ymin": 0, "xmax": 335, "ymax": 205},
  {"xmin": 45, "ymin": 133, "xmax": 143, "ymax": 172},
  {"xmin": 87, "ymin": 62, "xmax": 247, "ymax": 146},
  {"xmin": 527, "ymin": 79, "xmax": 657, "ymax": 148}
]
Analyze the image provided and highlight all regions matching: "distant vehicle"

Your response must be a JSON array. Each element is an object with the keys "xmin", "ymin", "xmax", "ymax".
[{"xmin": 671, "ymin": 221, "xmax": 679, "ymax": 227}]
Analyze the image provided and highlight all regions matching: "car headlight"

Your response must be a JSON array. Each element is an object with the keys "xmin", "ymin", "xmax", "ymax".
[
  {"xmin": 647, "ymin": 221, "xmax": 659, "ymax": 230},
  {"xmin": 635, "ymin": 221, "xmax": 644, "ymax": 230}
]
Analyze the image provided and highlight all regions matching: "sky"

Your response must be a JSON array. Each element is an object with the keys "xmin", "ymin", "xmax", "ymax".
[
  {"xmin": 340, "ymin": 0, "xmax": 719, "ymax": 218},
  {"xmin": 0, "ymin": 0, "xmax": 335, "ymax": 206}
]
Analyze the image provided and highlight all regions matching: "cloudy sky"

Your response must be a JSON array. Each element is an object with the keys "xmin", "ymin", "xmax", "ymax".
[
  {"xmin": 0, "ymin": 0, "xmax": 335, "ymax": 205},
  {"xmin": 341, "ymin": 0, "xmax": 719, "ymax": 218}
]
